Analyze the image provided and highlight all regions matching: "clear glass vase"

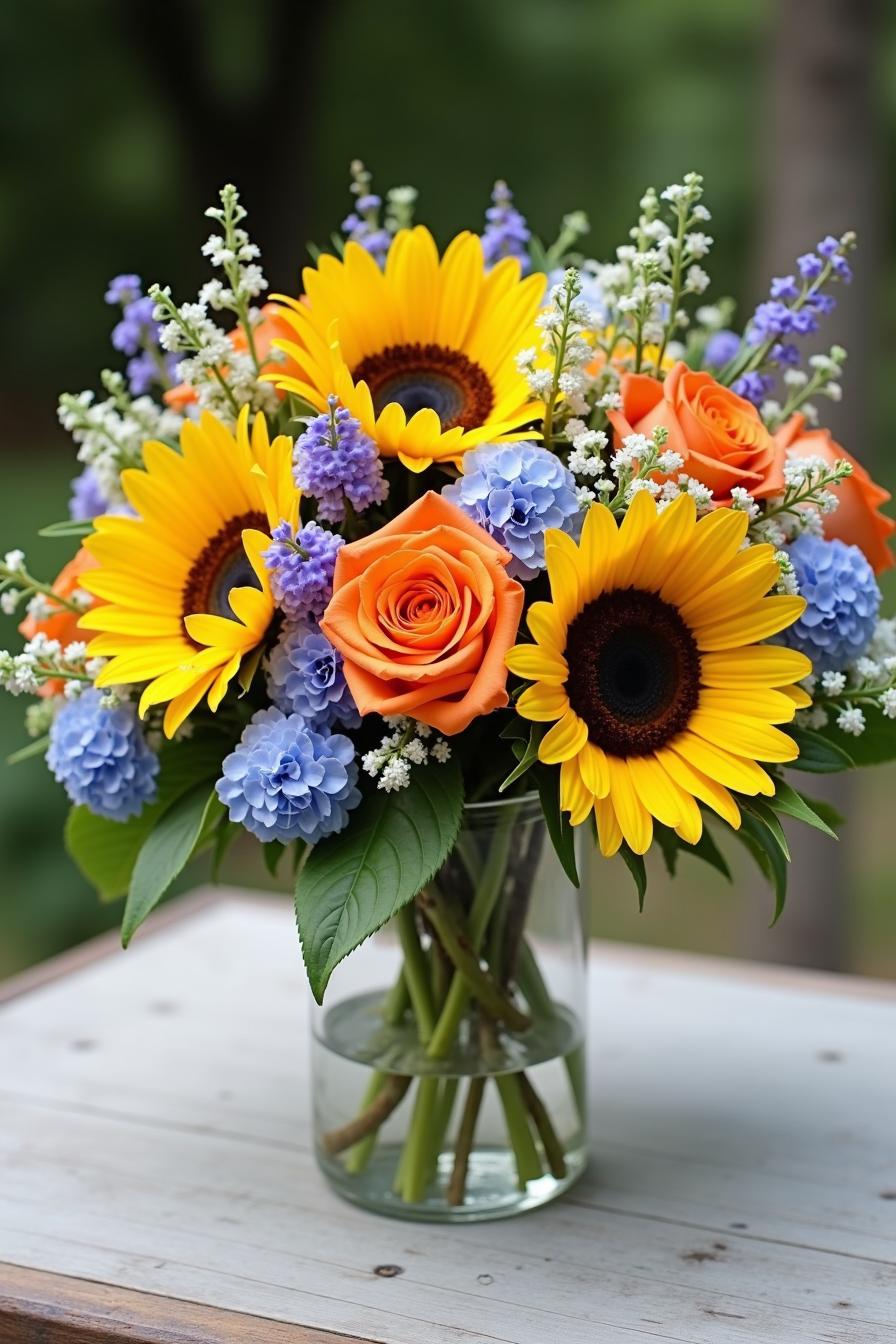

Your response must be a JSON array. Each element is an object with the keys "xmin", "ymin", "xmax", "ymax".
[{"xmin": 310, "ymin": 793, "xmax": 588, "ymax": 1222}]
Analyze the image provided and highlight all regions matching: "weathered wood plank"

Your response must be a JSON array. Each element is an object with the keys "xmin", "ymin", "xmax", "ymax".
[
  {"xmin": 0, "ymin": 895, "xmax": 894, "ymax": 1344},
  {"xmin": 0, "ymin": 1262, "xmax": 375, "ymax": 1343}
]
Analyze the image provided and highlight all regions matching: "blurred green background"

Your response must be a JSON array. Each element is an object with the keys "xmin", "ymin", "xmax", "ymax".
[{"xmin": 1, "ymin": 0, "xmax": 894, "ymax": 981}]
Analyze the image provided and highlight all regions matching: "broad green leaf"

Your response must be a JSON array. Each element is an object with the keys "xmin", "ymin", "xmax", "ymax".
[
  {"xmin": 686, "ymin": 822, "xmax": 732, "ymax": 882},
  {"xmin": 122, "ymin": 785, "xmax": 223, "ymax": 947},
  {"xmin": 618, "ymin": 844, "xmax": 647, "ymax": 911},
  {"xmin": 817, "ymin": 708, "xmax": 896, "ymax": 767},
  {"xmin": 499, "ymin": 723, "xmax": 540, "ymax": 792},
  {"xmin": 211, "ymin": 819, "xmax": 240, "ymax": 882},
  {"xmin": 786, "ymin": 726, "xmax": 854, "ymax": 773},
  {"xmin": 297, "ymin": 759, "xmax": 464, "ymax": 1003},
  {"xmin": 263, "ymin": 840, "xmax": 286, "ymax": 879},
  {"xmin": 738, "ymin": 811, "xmax": 788, "ymax": 925},
  {"xmin": 531, "ymin": 762, "xmax": 579, "ymax": 888},
  {"xmin": 65, "ymin": 737, "xmax": 225, "ymax": 902},
  {"xmin": 772, "ymin": 779, "xmax": 839, "ymax": 840}
]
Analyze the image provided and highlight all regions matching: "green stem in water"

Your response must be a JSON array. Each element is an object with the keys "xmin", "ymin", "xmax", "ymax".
[
  {"xmin": 519, "ymin": 1073, "xmax": 567, "ymax": 1180},
  {"xmin": 495, "ymin": 1073, "xmax": 542, "ymax": 1189},
  {"xmin": 427, "ymin": 805, "xmax": 519, "ymax": 1060},
  {"xmin": 448, "ymin": 1076, "xmax": 486, "ymax": 1206},
  {"xmin": 417, "ymin": 887, "xmax": 531, "ymax": 1033},
  {"xmin": 394, "ymin": 1076, "xmax": 440, "ymax": 1203},
  {"xmin": 396, "ymin": 904, "xmax": 435, "ymax": 1043}
]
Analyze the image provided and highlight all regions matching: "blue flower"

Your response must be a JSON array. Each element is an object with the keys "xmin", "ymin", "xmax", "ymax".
[
  {"xmin": 731, "ymin": 371, "xmax": 775, "ymax": 406},
  {"xmin": 780, "ymin": 534, "xmax": 881, "ymax": 674},
  {"xmin": 69, "ymin": 467, "xmax": 109, "ymax": 521},
  {"xmin": 263, "ymin": 520, "xmax": 344, "ymax": 622},
  {"xmin": 267, "ymin": 623, "xmax": 360, "ymax": 730},
  {"xmin": 216, "ymin": 708, "xmax": 360, "ymax": 845},
  {"xmin": 294, "ymin": 398, "xmax": 388, "ymax": 524},
  {"xmin": 104, "ymin": 274, "xmax": 142, "ymax": 306},
  {"xmin": 703, "ymin": 329, "xmax": 741, "ymax": 369},
  {"xmin": 443, "ymin": 442, "xmax": 580, "ymax": 581},
  {"xmin": 481, "ymin": 181, "xmax": 531, "ymax": 274},
  {"xmin": 47, "ymin": 689, "xmax": 159, "ymax": 821}
]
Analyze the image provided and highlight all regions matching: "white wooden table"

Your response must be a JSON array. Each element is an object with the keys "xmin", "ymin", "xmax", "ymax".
[{"xmin": 1, "ymin": 892, "xmax": 895, "ymax": 1343}]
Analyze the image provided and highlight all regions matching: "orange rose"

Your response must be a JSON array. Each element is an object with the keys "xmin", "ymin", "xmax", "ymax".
[
  {"xmin": 775, "ymin": 413, "xmax": 895, "ymax": 574},
  {"xmin": 19, "ymin": 548, "xmax": 99, "ymax": 697},
  {"xmin": 608, "ymin": 360, "xmax": 784, "ymax": 505},
  {"xmin": 163, "ymin": 303, "xmax": 302, "ymax": 410},
  {"xmin": 321, "ymin": 493, "xmax": 524, "ymax": 735}
]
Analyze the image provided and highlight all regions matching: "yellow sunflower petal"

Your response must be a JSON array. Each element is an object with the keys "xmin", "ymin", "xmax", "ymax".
[
  {"xmin": 578, "ymin": 741, "xmax": 610, "ymax": 800},
  {"xmin": 560, "ymin": 758, "xmax": 594, "ymax": 826},
  {"xmin": 658, "ymin": 746, "xmax": 742, "ymax": 830},
  {"xmin": 688, "ymin": 710, "xmax": 799, "ymax": 764},
  {"xmin": 516, "ymin": 683, "xmax": 569, "ymax": 722},
  {"xmin": 577, "ymin": 503, "xmax": 619, "ymax": 601},
  {"xmin": 594, "ymin": 794, "xmax": 623, "ymax": 857},
  {"xmin": 699, "ymin": 646, "xmax": 813, "ymax": 688},
  {"xmin": 539, "ymin": 708, "xmax": 589, "ymax": 764},
  {"xmin": 504, "ymin": 644, "xmax": 568, "ymax": 685},
  {"xmin": 607, "ymin": 757, "xmax": 653, "ymax": 854}
]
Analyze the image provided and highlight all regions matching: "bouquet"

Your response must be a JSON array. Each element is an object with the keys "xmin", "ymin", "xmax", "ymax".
[{"xmin": 4, "ymin": 164, "xmax": 894, "ymax": 1218}]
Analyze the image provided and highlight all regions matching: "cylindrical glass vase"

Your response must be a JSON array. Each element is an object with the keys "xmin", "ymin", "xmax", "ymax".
[{"xmin": 311, "ymin": 793, "xmax": 588, "ymax": 1222}]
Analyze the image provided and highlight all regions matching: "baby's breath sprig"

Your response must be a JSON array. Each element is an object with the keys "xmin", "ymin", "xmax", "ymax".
[
  {"xmin": 361, "ymin": 716, "xmax": 451, "ymax": 793},
  {"xmin": 58, "ymin": 371, "xmax": 181, "ymax": 506},
  {"xmin": 0, "ymin": 550, "xmax": 89, "ymax": 620},
  {"xmin": 806, "ymin": 628, "xmax": 896, "ymax": 736},
  {"xmin": 762, "ymin": 346, "xmax": 847, "ymax": 431},
  {"xmin": 201, "ymin": 184, "xmax": 268, "ymax": 373},
  {"xmin": 518, "ymin": 269, "xmax": 594, "ymax": 447},
  {"xmin": 151, "ymin": 285, "xmax": 240, "ymax": 417},
  {"xmin": 652, "ymin": 173, "xmax": 712, "ymax": 372},
  {"xmin": 0, "ymin": 634, "xmax": 106, "ymax": 701},
  {"xmin": 747, "ymin": 456, "xmax": 853, "ymax": 548},
  {"xmin": 569, "ymin": 425, "xmax": 688, "ymax": 515}
]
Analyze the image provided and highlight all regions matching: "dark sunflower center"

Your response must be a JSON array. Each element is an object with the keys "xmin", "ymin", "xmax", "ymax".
[
  {"xmin": 353, "ymin": 342, "xmax": 494, "ymax": 431},
  {"xmin": 182, "ymin": 510, "xmax": 267, "ymax": 622},
  {"xmin": 565, "ymin": 588, "xmax": 701, "ymax": 757}
]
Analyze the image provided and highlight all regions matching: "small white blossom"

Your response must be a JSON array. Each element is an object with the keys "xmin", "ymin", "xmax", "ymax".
[
  {"xmin": 836, "ymin": 706, "xmax": 866, "ymax": 737},
  {"xmin": 821, "ymin": 670, "xmax": 847, "ymax": 695}
]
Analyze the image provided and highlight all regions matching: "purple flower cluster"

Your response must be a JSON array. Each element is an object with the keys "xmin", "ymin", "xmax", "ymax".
[
  {"xmin": 47, "ymin": 689, "xmax": 159, "ymax": 821},
  {"xmin": 267, "ymin": 622, "xmax": 359, "ymax": 730},
  {"xmin": 294, "ymin": 398, "xmax": 388, "ymax": 524},
  {"xmin": 263, "ymin": 520, "xmax": 344, "ymax": 622},
  {"xmin": 105, "ymin": 273, "xmax": 176, "ymax": 395},
  {"xmin": 481, "ymin": 181, "xmax": 531, "ymax": 274},
  {"xmin": 342, "ymin": 194, "xmax": 392, "ymax": 267},
  {"xmin": 216, "ymin": 707, "xmax": 360, "ymax": 845},
  {"xmin": 703, "ymin": 329, "xmax": 742, "ymax": 370}
]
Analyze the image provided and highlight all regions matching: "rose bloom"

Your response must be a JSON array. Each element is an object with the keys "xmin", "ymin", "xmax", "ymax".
[
  {"xmin": 19, "ymin": 547, "xmax": 98, "ymax": 696},
  {"xmin": 164, "ymin": 303, "xmax": 302, "ymax": 411},
  {"xmin": 608, "ymin": 360, "xmax": 784, "ymax": 505},
  {"xmin": 775, "ymin": 413, "xmax": 894, "ymax": 574},
  {"xmin": 321, "ymin": 493, "xmax": 524, "ymax": 735}
]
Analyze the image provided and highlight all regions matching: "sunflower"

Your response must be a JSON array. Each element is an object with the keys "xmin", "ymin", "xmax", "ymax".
[
  {"xmin": 267, "ymin": 226, "xmax": 545, "ymax": 473},
  {"xmin": 79, "ymin": 408, "xmax": 300, "ymax": 738},
  {"xmin": 505, "ymin": 491, "xmax": 813, "ymax": 856}
]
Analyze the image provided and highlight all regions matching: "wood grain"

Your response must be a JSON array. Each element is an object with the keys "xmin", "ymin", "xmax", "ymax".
[
  {"xmin": 0, "ymin": 894, "xmax": 894, "ymax": 1343},
  {"xmin": 0, "ymin": 1263, "xmax": 374, "ymax": 1343}
]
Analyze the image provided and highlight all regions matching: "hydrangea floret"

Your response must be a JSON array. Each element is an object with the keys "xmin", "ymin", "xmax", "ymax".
[
  {"xmin": 779, "ymin": 534, "xmax": 880, "ymax": 674},
  {"xmin": 46, "ymin": 689, "xmax": 159, "ymax": 820},
  {"xmin": 266, "ymin": 623, "xmax": 360, "ymax": 730}
]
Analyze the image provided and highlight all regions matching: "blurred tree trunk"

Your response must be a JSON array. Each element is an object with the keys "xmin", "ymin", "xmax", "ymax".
[{"xmin": 750, "ymin": 0, "xmax": 880, "ymax": 969}]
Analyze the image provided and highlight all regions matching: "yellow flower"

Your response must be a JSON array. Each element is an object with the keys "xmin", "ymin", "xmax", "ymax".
[
  {"xmin": 505, "ymin": 492, "xmax": 813, "ymax": 856},
  {"xmin": 266, "ymin": 226, "xmax": 545, "ymax": 473},
  {"xmin": 79, "ymin": 408, "xmax": 300, "ymax": 738}
]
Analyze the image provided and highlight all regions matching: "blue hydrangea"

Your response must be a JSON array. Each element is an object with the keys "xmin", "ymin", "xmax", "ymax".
[
  {"xmin": 47, "ymin": 689, "xmax": 159, "ymax": 821},
  {"xmin": 263, "ymin": 519, "xmax": 344, "ymax": 622},
  {"xmin": 294, "ymin": 398, "xmax": 388, "ymax": 524},
  {"xmin": 481, "ymin": 181, "xmax": 531, "ymax": 273},
  {"xmin": 780, "ymin": 534, "xmax": 881, "ymax": 674},
  {"xmin": 443, "ymin": 442, "xmax": 580, "ymax": 580},
  {"xmin": 267, "ymin": 623, "xmax": 360, "ymax": 730},
  {"xmin": 216, "ymin": 708, "xmax": 360, "ymax": 845}
]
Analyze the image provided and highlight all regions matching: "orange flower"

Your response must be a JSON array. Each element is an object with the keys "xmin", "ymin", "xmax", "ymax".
[
  {"xmin": 19, "ymin": 548, "xmax": 99, "ymax": 697},
  {"xmin": 321, "ymin": 493, "xmax": 524, "ymax": 735},
  {"xmin": 608, "ymin": 360, "xmax": 784, "ymax": 505},
  {"xmin": 775, "ymin": 413, "xmax": 894, "ymax": 574},
  {"xmin": 163, "ymin": 303, "xmax": 303, "ymax": 410}
]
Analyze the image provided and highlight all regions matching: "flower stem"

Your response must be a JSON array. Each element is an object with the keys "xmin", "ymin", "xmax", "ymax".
[
  {"xmin": 322, "ymin": 1073, "xmax": 411, "ymax": 1156},
  {"xmin": 448, "ymin": 1076, "xmax": 486, "ymax": 1206},
  {"xmin": 396, "ymin": 903, "xmax": 435, "ymax": 1044},
  {"xmin": 519, "ymin": 1073, "xmax": 567, "ymax": 1180}
]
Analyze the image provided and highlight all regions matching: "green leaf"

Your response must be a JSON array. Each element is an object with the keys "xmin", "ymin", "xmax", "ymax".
[
  {"xmin": 686, "ymin": 822, "xmax": 732, "ymax": 883},
  {"xmin": 65, "ymin": 736, "xmax": 225, "ymax": 902},
  {"xmin": 296, "ymin": 759, "xmax": 464, "ymax": 1003},
  {"xmin": 772, "ymin": 779, "xmax": 839, "ymax": 840},
  {"xmin": 122, "ymin": 785, "xmax": 223, "ymax": 947},
  {"xmin": 786, "ymin": 726, "xmax": 855, "ymax": 773},
  {"xmin": 818, "ymin": 708, "xmax": 896, "ymax": 767},
  {"xmin": 211, "ymin": 819, "xmax": 239, "ymax": 882},
  {"xmin": 499, "ymin": 723, "xmax": 540, "ymax": 792},
  {"xmin": 531, "ymin": 762, "xmax": 579, "ymax": 888},
  {"xmin": 740, "ymin": 797, "xmax": 791, "ymax": 861},
  {"xmin": 38, "ymin": 519, "xmax": 94, "ymax": 539},
  {"xmin": 618, "ymin": 844, "xmax": 647, "ymax": 911},
  {"xmin": 263, "ymin": 840, "xmax": 286, "ymax": 879},
  {"xmin": 738, "ymin": 811, "xmax": 788, "ymax": 925},
  {"xmin": 654, "ymin": 824, "xmax": 679, "ymax": 877}
]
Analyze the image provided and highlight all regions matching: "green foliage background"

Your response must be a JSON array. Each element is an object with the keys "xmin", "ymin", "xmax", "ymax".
[{"xmin": 1, "ymin": 0, "xmax": 894, "ymax": 978}]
